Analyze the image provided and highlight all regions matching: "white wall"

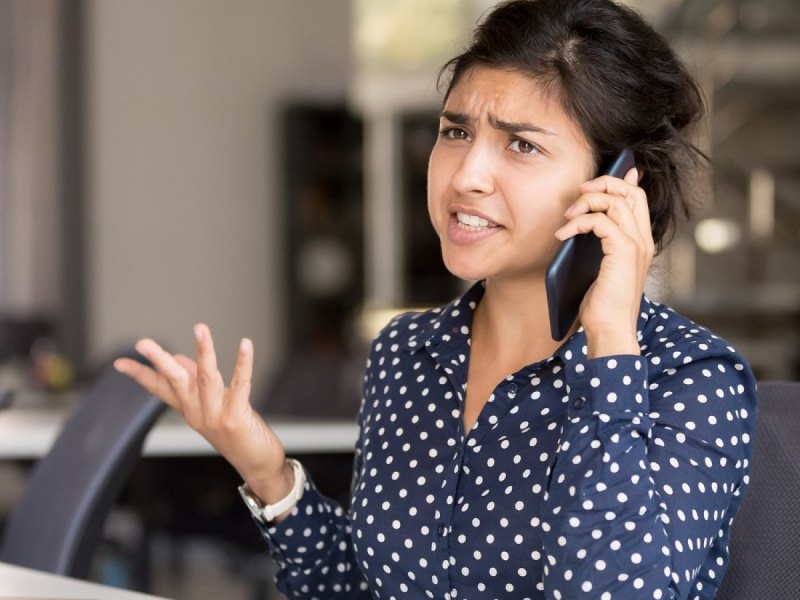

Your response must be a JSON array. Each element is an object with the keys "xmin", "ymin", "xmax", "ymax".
[
  {"xmin": 85, "ymin": 0, "xmax": 351, "ymax": 395},
  {"xmin": 0, "ymin": 1, "xmax": 62, "ymax": 317}
]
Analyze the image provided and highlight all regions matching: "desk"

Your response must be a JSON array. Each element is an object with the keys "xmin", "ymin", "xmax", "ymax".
[
  {"xmin": 0, "ymin": 408, "xmax": 358, "ymax": 460},
  {"xmin": 0, "ymin": 561, "xmax": 172, "ymax": 599}
]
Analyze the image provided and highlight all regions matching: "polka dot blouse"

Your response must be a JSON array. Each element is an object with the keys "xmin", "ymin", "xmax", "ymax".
[{"xmin": 256, "ymin": 281, "xmax": 757, "ymax": 599}]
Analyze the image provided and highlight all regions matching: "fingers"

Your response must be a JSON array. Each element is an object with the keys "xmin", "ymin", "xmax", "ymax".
[
  {"xmin": 115, "ymin": 336, "xmax": 209, "ymax": 425},
  {"xmin": 571, "ymin": 168, "xmax": 643, "ymax": 216},
  {"xmin": 580, "ymin": 166, "xmax": 638, "ymax": 194},
  {"xmin": 174, "ymin": 354, "xmax": 198, "ymax": 378},
  {"xmin": 623, "ymin": 165, "xmax": 639, "ymax": 186},
  {"xmin": 555, "ymin": 213, "xmax": 645, "ymax": 272},
  {"xmin": 133, "ymin": 338, "xmax": 194, "ymax": 399},
  {"xmin": 563, "ymin": 167, "xmax": 654, "ymax": 258},
  {"xmin": 113, "ymin": 355, "xmax": 180, "ymax": 409},
  {"xmin": 194, "ymin": 323, "xmax": 225, "ymax": 422},
  {"xmin": 564, "ymin": 192, "xmax": 639, "ymax": 232},
  {"xmin": 115, "ymin": 327, "xmax": 253, "ymax": 427},
  {"xmin": 229, "ymin": 338, "xmax": 254, "ymax": 410}
]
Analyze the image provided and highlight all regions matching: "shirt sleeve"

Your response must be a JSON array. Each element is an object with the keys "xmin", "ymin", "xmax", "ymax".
[
  {"xmin": 251, "ymin": 384, "xmax": 373, "ymax": 597},
  {"xmin": 541, "ymin": 340, "xmax": 757, "ymax": 599}
]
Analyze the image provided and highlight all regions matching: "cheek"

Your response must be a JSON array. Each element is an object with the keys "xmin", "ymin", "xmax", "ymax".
[
  {"xmin": 427, "ymin": 148, "xmax": 448, "ymax": 212},
  {"xmin": 509, "ymin": 178, "xmax": 576, "ymax": 230}
]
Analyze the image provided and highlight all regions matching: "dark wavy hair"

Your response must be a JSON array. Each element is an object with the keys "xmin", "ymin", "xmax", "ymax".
[{"xmin": 438, "ymin": 0, "xmax": 707, "ymax": 252}]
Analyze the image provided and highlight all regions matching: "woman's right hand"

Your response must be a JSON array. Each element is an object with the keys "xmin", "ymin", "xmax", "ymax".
[{"xmin": 114, "ymin": 323, "xmax": 295, "ymax": 505}]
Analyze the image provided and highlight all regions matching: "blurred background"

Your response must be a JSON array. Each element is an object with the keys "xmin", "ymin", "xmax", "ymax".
[
  {"xmin": 1, "ymin": 0, "xmax": 799, "ymax": 404},
  {"xmin": 0, "ymin": 0, "xmax": 798, "ymax": 597}
]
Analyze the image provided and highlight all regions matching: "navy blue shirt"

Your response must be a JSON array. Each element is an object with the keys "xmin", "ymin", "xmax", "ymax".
[{"xmin": 259, "ymin": 282, "xmax": 757, "ymax": 599}]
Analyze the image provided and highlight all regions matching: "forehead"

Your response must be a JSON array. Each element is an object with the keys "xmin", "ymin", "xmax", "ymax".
[{"xmin": 444, "ymin": 67, "xmax": 586, "ymax": 141}]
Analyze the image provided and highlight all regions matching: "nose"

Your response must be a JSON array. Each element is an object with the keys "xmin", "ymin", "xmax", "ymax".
[{"xmin": 450, "ymin": 142, "xmax": 495, "ymax": 197}]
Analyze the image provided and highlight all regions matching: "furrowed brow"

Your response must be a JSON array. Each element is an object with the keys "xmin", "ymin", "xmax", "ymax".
[
  {"xmin": 440, "ymin": 111, "xmax": 558, "ymax": 136},
  {"xmin": 440, "ymin": 111, "xmax": 471, "ymax": 126},
  {"xmin": 489, "ymin": 114, "xmax": 556, "ymax": 136}
]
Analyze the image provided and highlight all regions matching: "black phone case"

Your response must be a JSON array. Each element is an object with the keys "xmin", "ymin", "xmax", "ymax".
[{"xmin": 545, "ymin": 148, "xmax": 636, "ymax": 341}]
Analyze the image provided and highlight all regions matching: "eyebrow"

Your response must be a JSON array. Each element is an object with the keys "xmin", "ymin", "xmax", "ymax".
[{"xmin": 440, "ymin": 111, "xmax": 557, "ymax": 136}]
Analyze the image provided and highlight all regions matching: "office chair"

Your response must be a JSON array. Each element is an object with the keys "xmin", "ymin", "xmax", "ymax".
[
  {"xmin": 715, "ymin": 380, "xmax": 800, "ymax": 600},
  {"xmin": 0, "ymin": 355, "xmax": 165, "ymax": 579}
]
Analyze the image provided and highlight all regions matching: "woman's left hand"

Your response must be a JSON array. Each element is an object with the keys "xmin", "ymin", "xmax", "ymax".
[{"xmin": 554, "ymin": 167, "xmax": 655, "ymax": 358}]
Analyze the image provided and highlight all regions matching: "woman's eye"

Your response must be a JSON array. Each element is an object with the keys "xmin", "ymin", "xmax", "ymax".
[
  {"xmin": 440, "ymin": 127, "xmax": 470, "ymax": 141},
  {"xmin": 509, "ymin": 138, "xmax": 539, "ymax": 154}
]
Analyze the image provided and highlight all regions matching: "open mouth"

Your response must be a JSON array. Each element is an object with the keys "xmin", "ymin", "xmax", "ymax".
[{"xmin": 455, "ymin": 211, "xmax": 499, "ymax": 232}]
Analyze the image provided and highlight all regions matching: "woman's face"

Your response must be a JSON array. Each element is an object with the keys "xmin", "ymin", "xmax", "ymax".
[{"xmin": 428, "ymin": 66, "xmax": 595, "ymax": 284}]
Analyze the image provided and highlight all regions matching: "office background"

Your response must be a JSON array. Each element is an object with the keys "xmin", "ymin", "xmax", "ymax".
[
  {"xmin": 1, "ymin": 0, "xmax": 798, "ymax": 400},
  {"xmin": 0, "ymin": 0, "xmax": 798, "ymax": 597}
]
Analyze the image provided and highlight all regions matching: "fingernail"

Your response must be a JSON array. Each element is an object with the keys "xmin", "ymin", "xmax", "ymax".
[
  {"xmin": 194, "ymin": 324, "xmax": 204, "ymax": 341},
  {"xmin": 240, "ymin": 338, "xmax": 252, "ymax": 352}
]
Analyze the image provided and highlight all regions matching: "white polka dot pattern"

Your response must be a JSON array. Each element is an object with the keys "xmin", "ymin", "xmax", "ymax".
[{"xmin": 257, "ymin": 282, "xmax": 757, "ymax": 599}]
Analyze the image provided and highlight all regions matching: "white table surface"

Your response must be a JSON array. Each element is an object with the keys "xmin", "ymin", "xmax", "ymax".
[
  {"xmin": 0, "ymin": 407, "xmax": 358, "ymax": 460},
  {"xmin": 0, "ymin": 561, "xmax": 172, "ymax": 599}
]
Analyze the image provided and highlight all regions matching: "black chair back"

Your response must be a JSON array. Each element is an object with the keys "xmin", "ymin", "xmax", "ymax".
[
  {"xmin": 0, "ymin": 360, "xmax": 165, "ymax": 578},
  {"xmin": 716, "ymin": 380, "xmax": 800, "ymax": 599}
]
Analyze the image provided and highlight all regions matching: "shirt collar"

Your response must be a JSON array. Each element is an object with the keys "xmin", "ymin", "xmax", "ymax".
[
  {"xmin": 398, "ymin": 280, "xmax": 655, "ymax": 364},
  {"xmin": 398, "ymin": 281, "xmax": 485, "ymax": 354}
]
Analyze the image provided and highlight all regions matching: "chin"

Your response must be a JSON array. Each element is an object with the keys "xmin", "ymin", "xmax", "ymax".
[
  {"xmin": 445, "ymin": 255, "xmax": 553, "ymax": 289},
  {"xmin": 440, "ymin": 253, "xmax": 492, "ymax": 283}
]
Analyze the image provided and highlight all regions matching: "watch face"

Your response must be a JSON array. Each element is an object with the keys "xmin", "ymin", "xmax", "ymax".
[
  {"xmin": 238, "ymin": 461, "xmax": 305, "ymax": 525},
  {"xmin": 239, "ymin": 485, "xmax": 266, "ymax": 522}
]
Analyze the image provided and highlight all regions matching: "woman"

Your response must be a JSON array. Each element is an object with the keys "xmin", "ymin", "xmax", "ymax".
[{"xmin": 116, "ymin": 0, "xmax": 757, "ymax": 597}]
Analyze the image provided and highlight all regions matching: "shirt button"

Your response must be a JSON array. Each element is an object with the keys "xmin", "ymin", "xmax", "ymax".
[
  {"xmin": 437, "ymin": 523, "xmax": 448, "ymax": 537},
  {"xmin": 508, "ymin": 383, "xmax": 518, "ymax": 395},
  {"xmin": 573, "ymin": 397, "xmax": 586, "ymax": 410}
]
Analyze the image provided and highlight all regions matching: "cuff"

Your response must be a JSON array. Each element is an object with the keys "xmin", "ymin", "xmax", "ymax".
[
  {"xmin": 254, "ymin": 476, "xmax": 346, "ymax": 570},
  {"xmin": 565, "ymin": 354, "xmax": 649, "ymax": 417}
]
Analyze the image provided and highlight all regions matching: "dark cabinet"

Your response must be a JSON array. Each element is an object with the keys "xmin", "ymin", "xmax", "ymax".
[{"xmin": 282, "ymin": 103, "xmax": 365, "ymax": 356}]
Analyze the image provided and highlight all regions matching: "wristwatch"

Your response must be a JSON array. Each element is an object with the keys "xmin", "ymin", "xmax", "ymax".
[{"xmin": 238, "ymin": 458, "xmax": 305, "ymax": 524}]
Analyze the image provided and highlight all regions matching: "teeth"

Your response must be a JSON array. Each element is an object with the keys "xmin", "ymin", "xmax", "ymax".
[{"xmin": 456, "ymin": 212, "xmax": 493, "ymax": 231}]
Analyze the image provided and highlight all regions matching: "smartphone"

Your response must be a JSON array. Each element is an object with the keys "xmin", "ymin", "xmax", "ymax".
[{"xmin": 545, "ymin": 148, "xmax": 636, "ymax": 341}]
